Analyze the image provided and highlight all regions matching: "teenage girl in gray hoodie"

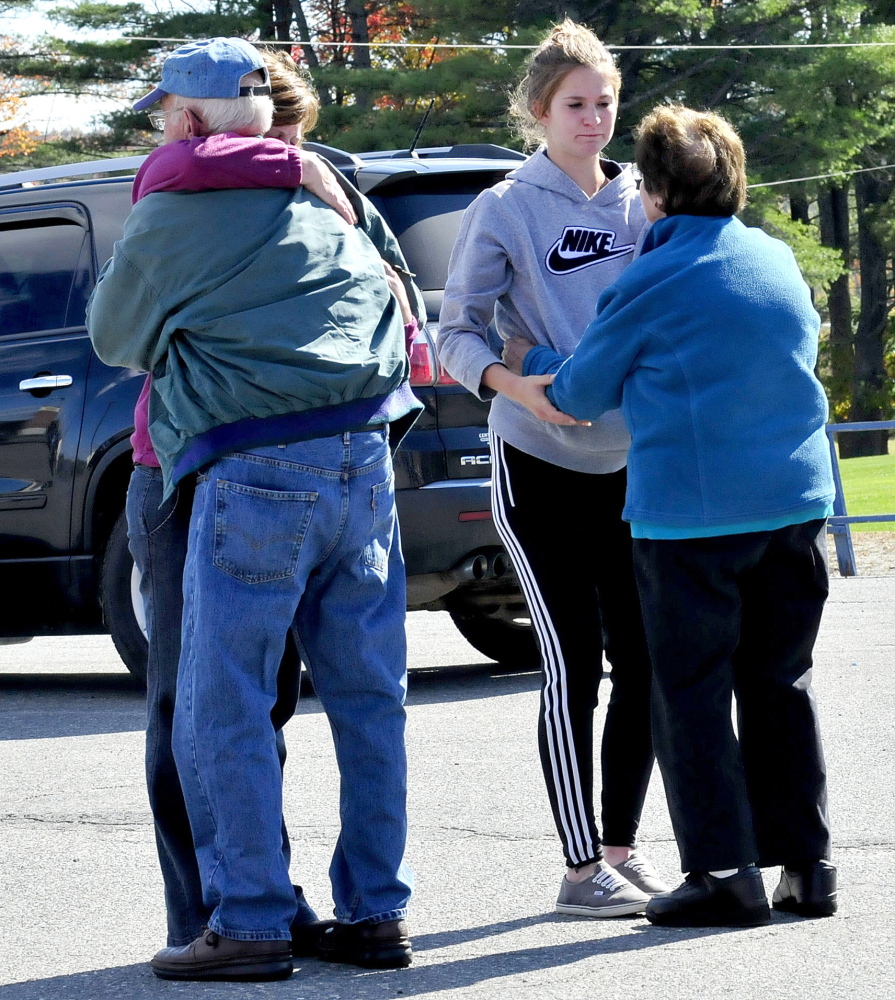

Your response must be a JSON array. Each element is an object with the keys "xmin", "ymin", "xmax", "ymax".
[{"xmin": 438, "ymin": 20, "xmax": 667, "ymax": 917}]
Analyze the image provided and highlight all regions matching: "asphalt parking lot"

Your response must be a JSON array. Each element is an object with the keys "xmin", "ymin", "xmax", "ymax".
[{"xmin": 0, "ymin": 576, "xmax": 892, "ymax": 999}]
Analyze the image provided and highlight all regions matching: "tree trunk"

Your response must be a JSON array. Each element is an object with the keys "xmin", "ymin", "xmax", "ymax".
[
  {"xmin": 789, "ymin": 191, "xmax": 809, "ymax": 225},
  {"xmin": 790, "ymin": 191, "xmax": 815, "ymax": 308},
  {"xmin": 346, "ymin": 0, "xmax": 372, "ymax": 109},
  {"xmin": 272, "ymin": 0, "xmax": 292, "ymax": 41},
  {"xmin": 846, "ymin": 170, "xmax": 893, "ymax": 456},
  {"xmin": 817, "ymin": 184, "xmax": 854, "ymax": 425},
  {"xmin": 288, "ymin": 0, "xmax": 322, "ymax": 73}
]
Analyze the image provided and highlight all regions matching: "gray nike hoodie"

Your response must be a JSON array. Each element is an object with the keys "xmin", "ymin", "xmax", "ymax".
[{"xmin": 437, "ymin": 149, "xmax": 648, "ymax": 473}]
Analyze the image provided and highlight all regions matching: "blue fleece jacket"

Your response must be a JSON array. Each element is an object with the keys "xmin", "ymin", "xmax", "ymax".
[{"xmin": 523, "ymin": 214, "xmax": 835, "ymax": 534}]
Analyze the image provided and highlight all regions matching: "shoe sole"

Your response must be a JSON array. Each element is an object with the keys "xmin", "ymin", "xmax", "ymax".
[
  {"xmin": 646, "ymin": 904, "xmax": 770, "ymax": 928},
  {"xmin": 151, "ymin": 958, "xmax": 293, "ymax": 982},
  {"xmin": 319, "ymin": 945, "xmax": 413, "ymax": 969},
  {"xmin": 556, "ymin": 900, "xmax": 648, "ymax": 918},
  {"xmin": 772, "ymin": 898, "xmax": 837, "ymax": 918}
]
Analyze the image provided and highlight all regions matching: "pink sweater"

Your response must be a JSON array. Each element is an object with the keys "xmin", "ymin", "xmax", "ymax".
[{"xmin": 131, "ymin": 133, "xmax": 304, "ymax": 203}]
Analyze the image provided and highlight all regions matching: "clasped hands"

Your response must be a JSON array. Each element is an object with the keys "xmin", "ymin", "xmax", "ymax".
[{"xmin": 493, "ymin": 336, "xmax": 590, "ymax": 427}]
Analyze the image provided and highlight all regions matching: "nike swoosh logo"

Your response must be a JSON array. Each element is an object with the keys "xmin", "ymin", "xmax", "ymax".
[{"xmin": 546, "ymin": 243, "xmax": 635, "ymax": 274}]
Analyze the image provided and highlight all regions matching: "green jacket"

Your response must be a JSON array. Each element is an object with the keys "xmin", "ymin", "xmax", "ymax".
[{"xmin": 87, "ymin": 185, "xmax": 422, "ymax": 491}]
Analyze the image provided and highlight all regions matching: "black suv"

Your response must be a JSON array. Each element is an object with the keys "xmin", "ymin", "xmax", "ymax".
[{"xmin": 0, "ymin": 143, "xmax": 538, "ymax": 679}]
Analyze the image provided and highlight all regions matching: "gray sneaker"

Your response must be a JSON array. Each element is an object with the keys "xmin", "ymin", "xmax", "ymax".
[
  {"xmin": 556, "ymin": 862, "xmax": 651, "ymax": 917},
  {"xmin": 609, "ymin": 852, "xmax": 671, "ymax": 895}
]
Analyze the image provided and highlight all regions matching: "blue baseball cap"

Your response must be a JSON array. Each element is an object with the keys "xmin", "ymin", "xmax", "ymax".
[{"xmin": 133, "ymin": 37, "xmax": 271, "ymax": 111}]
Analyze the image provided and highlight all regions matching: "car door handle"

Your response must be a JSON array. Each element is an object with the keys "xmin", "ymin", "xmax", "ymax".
[{"xmin": 19, "ymin": 375, "xmax": 74, "ymax": 391}]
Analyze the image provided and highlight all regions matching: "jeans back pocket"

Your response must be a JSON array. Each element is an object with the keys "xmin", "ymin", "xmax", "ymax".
[{"xmin": 213, "ymin": 480, "xmax": 318, "ymax": 584}]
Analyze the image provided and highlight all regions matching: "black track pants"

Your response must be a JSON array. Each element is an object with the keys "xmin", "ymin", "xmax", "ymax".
[
  {"xmin": 490, "ymin": 432, "xmax": 655, "ymax": 867},
  {"xmin": 634, "ymin": 521, "xmax": 833, "ymax": 873}
]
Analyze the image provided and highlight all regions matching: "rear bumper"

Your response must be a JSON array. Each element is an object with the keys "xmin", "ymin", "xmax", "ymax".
[{"xmin": 397, "ymin": 478, "xmax": 503, "ymax": 607}]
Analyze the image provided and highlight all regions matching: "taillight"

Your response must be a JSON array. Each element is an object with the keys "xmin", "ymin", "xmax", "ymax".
[
  {"xmin": 421, "ymin": 321, "xmax": 460, "ymax": 386},
  {"xmin": 409, "ymin": 326, "xmax": 460, "ymax": 387},
  {"xmin": 409, "ymin": 336, "xmax": 436, "ymax": 386},
  {"xmin": 436, "ymin": 362, "xmax": 459, "ymax": 386}
]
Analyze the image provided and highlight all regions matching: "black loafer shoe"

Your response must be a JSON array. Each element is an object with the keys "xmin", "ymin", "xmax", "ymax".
[
  {"xmin": 646, "ymin": 866, "xmax": 771, "ymax": 928},
  {"xmin": 150, "ymin": 928, "xmax": 293, "ymax": 981},
  {"xmin": 291, "ymin": 918, "xmax": 338, "ymax": 958},
  {"xmin": 772, "ymin": 860, "xmax": 837, "ymax": 917},
  {"xmin": 317, "ymin": 918, "xmax": 412, "ymax": 968}
]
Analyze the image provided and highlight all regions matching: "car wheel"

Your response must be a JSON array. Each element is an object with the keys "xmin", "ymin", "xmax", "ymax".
[
  {"xmin": 448, "ymin": 610, "xmax": 540, "ymax": 668},
  {"xmin": 101, "ymin": 509, "xmax": 148, "ymax": 684}
]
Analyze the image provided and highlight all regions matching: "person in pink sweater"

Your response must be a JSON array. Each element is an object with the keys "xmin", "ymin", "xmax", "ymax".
[{"xmin": 124, "ymin": 48, "xmax": 421, "ymax": 959}]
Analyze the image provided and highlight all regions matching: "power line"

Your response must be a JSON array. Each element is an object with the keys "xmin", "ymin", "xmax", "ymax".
[
  {"xmin": 747, "ymin": 163, "xmax": 895, "ymax": 189},
  {"xmin": 123, "ymin": 36, "xmax": 895, "ymax": 50},
  {"xmin": 610, "ymin": 42, "xmax": 895, "ymax": 49}
]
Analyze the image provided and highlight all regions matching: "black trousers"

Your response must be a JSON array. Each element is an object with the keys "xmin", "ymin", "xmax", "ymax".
[
  {"xmin": 634, "ymin": 520, "xmax": 833, "ymax": 873},
  {"xmin": 490, "ymin": 433, "xmax": 655, "ymax": 867}
]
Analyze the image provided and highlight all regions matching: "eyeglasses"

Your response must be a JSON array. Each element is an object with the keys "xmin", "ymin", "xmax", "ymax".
[{"xmin": 147, "ymin": 110, "xmax": 166, "ymax": 131}]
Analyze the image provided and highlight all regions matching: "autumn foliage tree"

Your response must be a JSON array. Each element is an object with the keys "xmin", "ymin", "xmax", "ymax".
[{"xmin": 0, "ymin": 36, "xmax": 40, "ymax": 159}]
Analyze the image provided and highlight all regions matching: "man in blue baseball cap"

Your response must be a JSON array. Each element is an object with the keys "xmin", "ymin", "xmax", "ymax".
[
  {"xmin": 89, "ymin": 34, "xmax": 420, "ymax": 985},
  {"xmin": 133, "ymin": 36, "xmax": 272, "ymax": 110}
]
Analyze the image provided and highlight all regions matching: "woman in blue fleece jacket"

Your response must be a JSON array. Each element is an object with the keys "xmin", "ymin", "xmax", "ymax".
[{"xmin": 522, "ymin": 105, "xmax": 837, "ymax": 928}]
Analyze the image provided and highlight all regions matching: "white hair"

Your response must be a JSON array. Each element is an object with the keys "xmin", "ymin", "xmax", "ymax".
[{"xmin": 169, "ymin": 70, "xmax": 273, "ymax": 136}]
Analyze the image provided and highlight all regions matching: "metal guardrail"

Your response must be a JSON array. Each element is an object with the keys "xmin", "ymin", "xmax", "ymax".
[{"xmin": 825, "ymin": 419, "xmax": 895, "ymax": 576}]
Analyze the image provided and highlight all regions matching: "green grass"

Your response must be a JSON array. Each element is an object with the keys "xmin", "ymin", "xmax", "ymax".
[{"xmin": 836, "ymin": 445, "xmax": 895, "ymax": 532}]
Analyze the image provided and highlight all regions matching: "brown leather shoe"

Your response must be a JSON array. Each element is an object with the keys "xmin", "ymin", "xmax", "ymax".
[
  {"xmin": 150, "ymin": 928, "xmax": 293, "ymax": 981},
  {"xmin": 316, "ymin": 918, "xmax": 412, "ymax": 968}
]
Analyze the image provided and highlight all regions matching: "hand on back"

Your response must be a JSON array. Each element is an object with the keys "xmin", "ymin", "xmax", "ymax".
[{"xmin": 502, "ymin": 335, "xmax": 536, "ymax": 375}]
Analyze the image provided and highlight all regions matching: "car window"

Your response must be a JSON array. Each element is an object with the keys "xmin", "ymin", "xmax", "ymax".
[
  {"xmin": 0, "ymin": 218, "xmax": 93, "ymax": 336},
  {"xmin": 372, "ymin": 172, "xmax": 510, "ymax": 291}
]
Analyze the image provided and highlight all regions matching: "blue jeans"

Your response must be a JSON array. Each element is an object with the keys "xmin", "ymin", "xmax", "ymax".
[
  {"xmin": 126, "ymin": 464, "xmax": 317, "ymax": 945},
  {"xmin": 173, "ymin": 430, "xmax": 412, "ymax": 941}
]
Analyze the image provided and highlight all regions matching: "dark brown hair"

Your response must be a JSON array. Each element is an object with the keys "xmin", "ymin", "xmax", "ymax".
[
  {"xmin": 634, "ymin": 104, "xmax": 747, "ymax": 217},
  {"xmin": 261, "ymin": 48, "xmax": 319, "ymax": 133},
  {"xmin": 509, "ymin": 19, "xmax": 621, "ymax": 149}
]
